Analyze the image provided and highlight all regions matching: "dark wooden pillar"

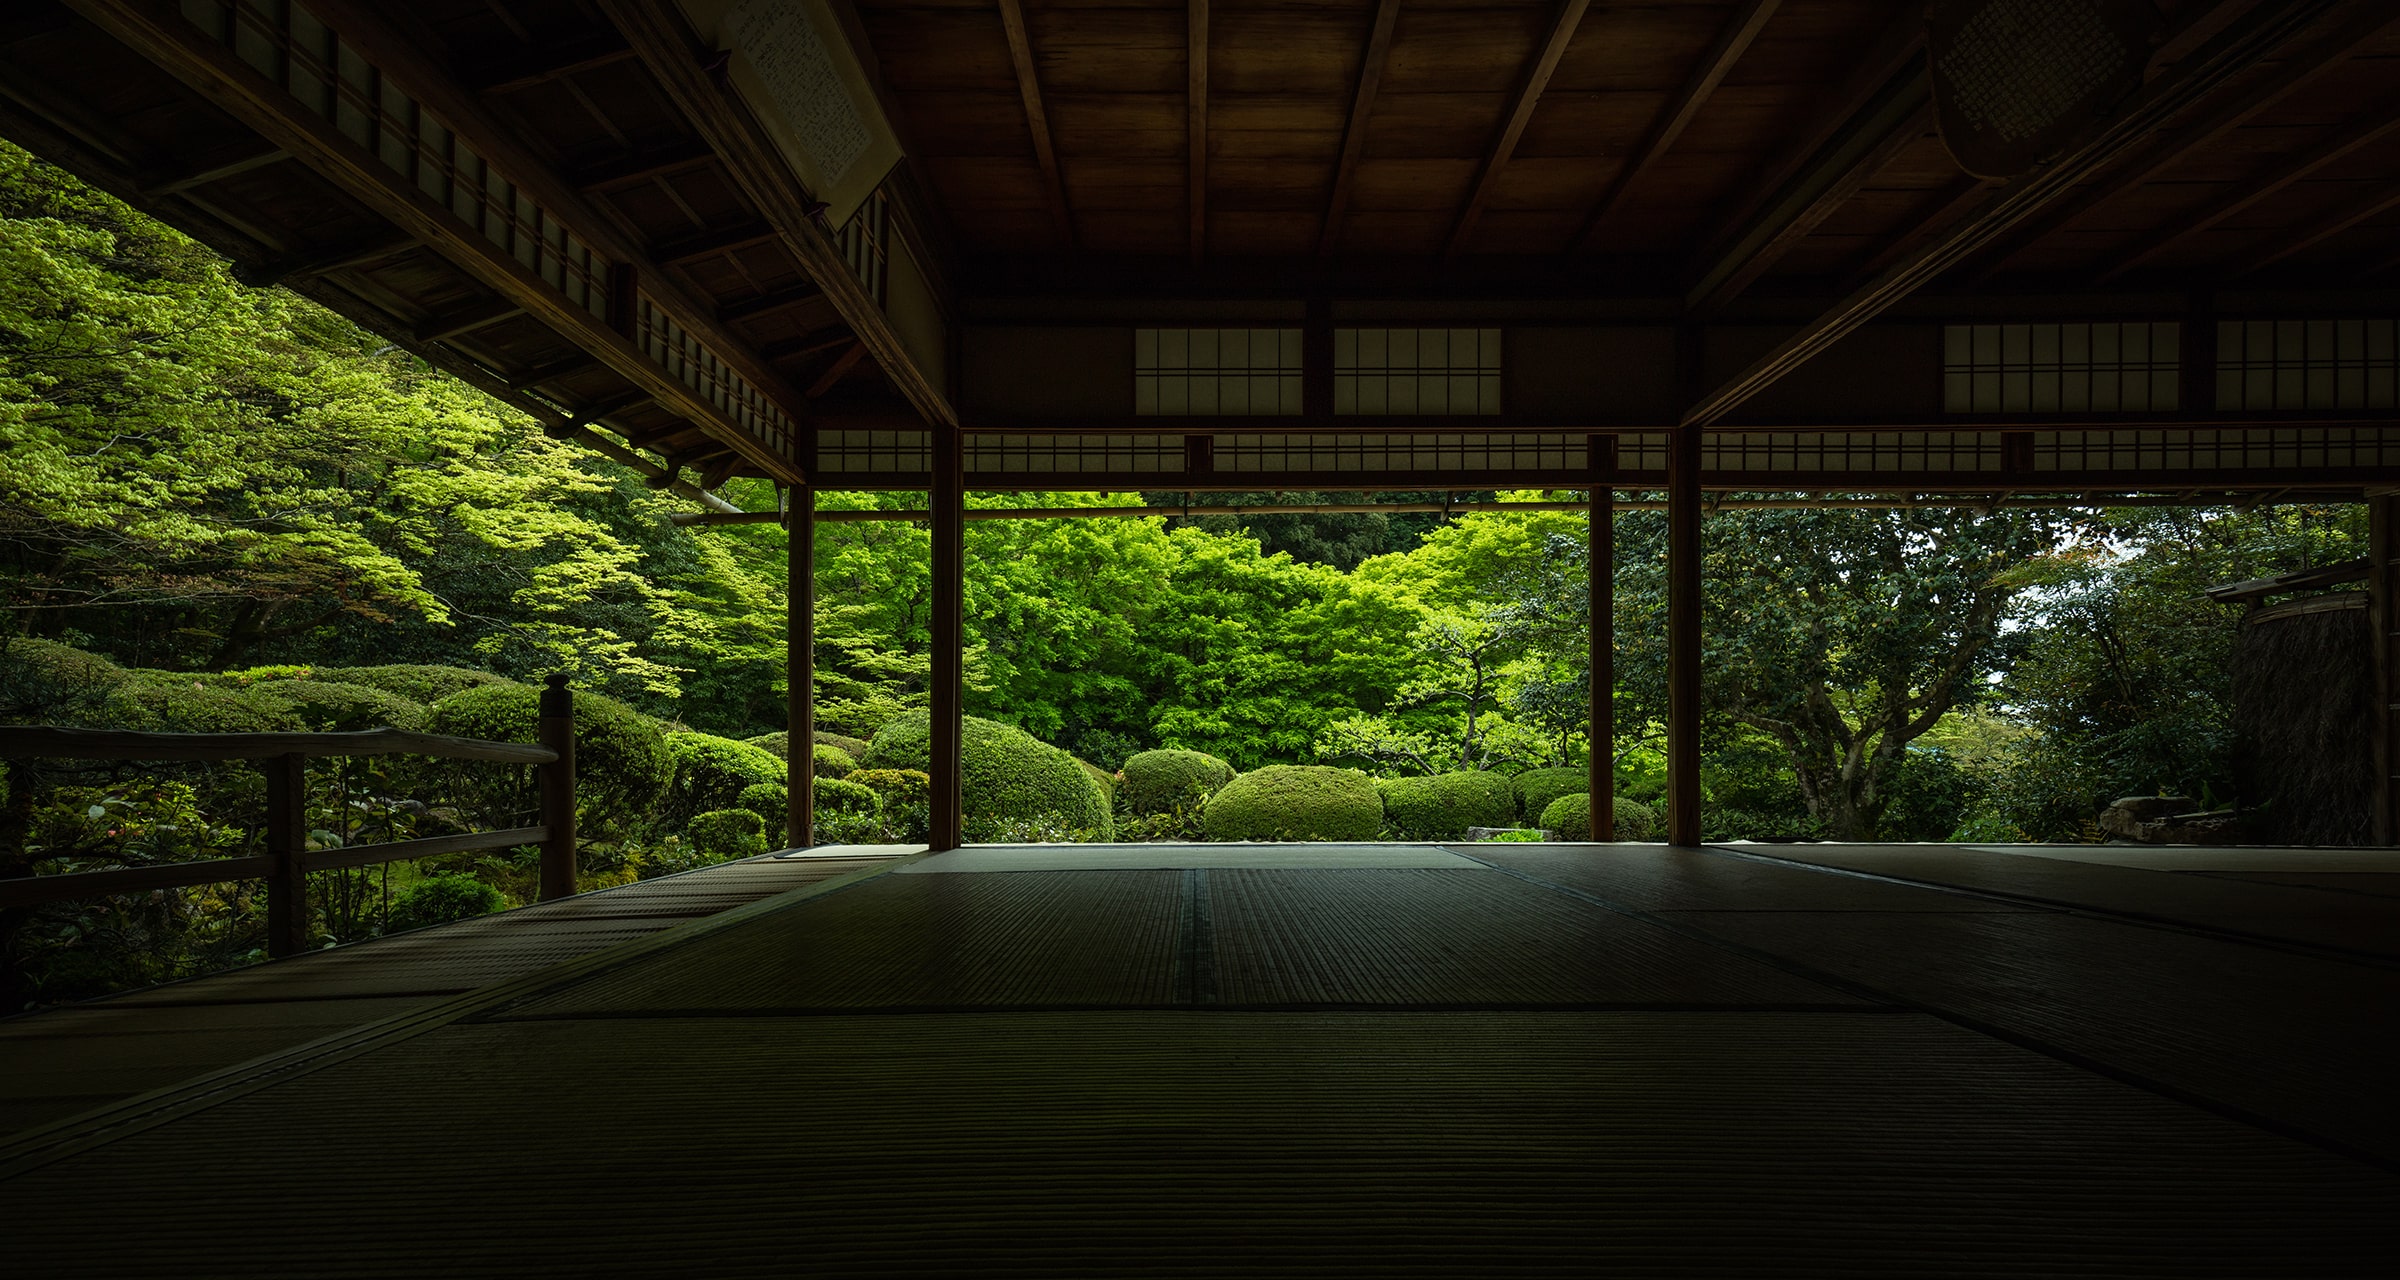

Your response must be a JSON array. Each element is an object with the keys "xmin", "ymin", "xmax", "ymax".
[
  {"xmin": 537, "ymin": 674, "xmax": 576, "ymax": 899},
  {"xmin": 263, "ymin": 752, "xmax": 308, "ymax": 957},
  {"xmin": 787, "ymin": 487, "xmax": 815, "ymax": 850},
  {"xmin": 2373, "ymin": 495, "xmax": 2397, "ymax": 846},
  {"xmin": 1667, "ymin": 332, "xmax": 1705, "ymax": 848},
  {"xmin": 930, "ymin": 428, "xmax": 965, "ymax": 851},
  {"xmin": 1588, "ymin": 481, "xmax": 1614, "ymax": 841}
]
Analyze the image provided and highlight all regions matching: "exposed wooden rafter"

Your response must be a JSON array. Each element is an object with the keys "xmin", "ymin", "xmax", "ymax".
[
  {"xmin": 2233, "ymin": 178, "xmax": 2400, "ymax": 277},
  {"xmin": 1682, "ymin": 0, "xmax": 2349, "ymax": 428},
  {"xmin": 995, "ymin": 0, "xmax": 1072, "ymax": 251},
  {"xmin": 139, "ymin": 143, "xmax": 288, "ymax": 195},
  {"xmin": 414, "ymin": 297, "xmax": 524, "ymax": 344},
  {"xmin": 1446, "ymin": 0, "xmax": 1589, "ymax": 257},
  {"xmin": 1318, "ymin": 0, "xmax": 1400, "ymax": 256},
  {"xmin": 1841, "ymin": 174, "xmax": 1998, "ymax": 287},
  {"xmin": 2100, "ymin": 93, "xmax": 2400, "ymax": 282},
  {"xmin": 654, "ymin": 221, "xmax": 781, "ymax": 266},
  {"xmin": 466, "ymin": 39, "xmax": 636, "ymax": 95},
  {"xmin": 595, "ymin": 0, "xmax": 957, "ymax": 428},
  {"xmin": 569, "ymin": 140, "xmax": 716, "ymax": 193},
  {"xmin": 1188, "ymin": 0, "xmax": 1208, "ymax": 263},
  {"xmin": 806, "ymin": 340, "xmax": 872, "ymax": 398},
  {"xmin": 719, "ymin": 283, "xmax": 824, "ymax": 325},
  {"xmin": 1571, "ymin": 0, "xmax": 1780, "ymax": 254}
]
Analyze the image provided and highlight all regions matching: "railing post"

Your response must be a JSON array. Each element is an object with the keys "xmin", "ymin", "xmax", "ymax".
[
  {"xmin": 264, "ymin": 751, "xmax": 307, "ymax": 957},
  {"xmin": 538, "ymin": 674, "xmax": 577, "ymax": 900}
]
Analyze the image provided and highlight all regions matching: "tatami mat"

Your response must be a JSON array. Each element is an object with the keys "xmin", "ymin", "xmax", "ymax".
[
  {"xmin": 1970, "ymin": 844, "xmax": 2400, "ymax": 872},
  {"xmin": 1461, "ymin": 843, "xmax": 2030, "ymax": 912},
  {"xmin": 898, "ymin": 843, "xmax": 1482, "ymax": 872}
]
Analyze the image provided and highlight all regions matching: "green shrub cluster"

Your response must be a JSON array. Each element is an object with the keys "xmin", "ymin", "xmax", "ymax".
[
  {"xmin": 1118, "ymin": 749, "xmax": 1236, "ymax": 816},
  {"xmin": 319, "ymin": 664, "xmax": 512, "ymax": 705},
  {"xmin": 686, "ymin": 808, "xmax": 767, "ymax": 860},
  {"xmin": 744, "ymin": 730, "xmax": 874, "ymax": 764},
  {"xmin": 1512, "ymin": 767, "xmax": 1587, "ymax": 823},
  {"xmin": 122, "ymin": 679, "xmax": 304, "ymax": 733},
  {"xmin": 662, "ymin": 732, "xmax": 787, "ymax": 829},
  {"xmin": 387, "ymin": 873, "xmax": 506, "ymax": 932},
  {"xmin": 425, "ymin": 684, "xmax": 670, "ymax": 834},
  {"xmin": 254, "ymin": 679, "xmax": 424, "ymax": 731},
  {"xmin": 1380, "ymin": 771, "xmax": 1518, "ymax": 840},
  {"xmin": 865, "ymin": 712, "xmax": 1112, "ymax": 841},
  {"xmin": 1537, "ymin": 793, "xmax": 1660, "ymax": 841},
  {"xmin": 848, "ymin": 768, "xmax": 932, "ymax": 843},
  {"xmin": 1202, "ymin": 766, "xmax": 1382, "ymax": 841}
]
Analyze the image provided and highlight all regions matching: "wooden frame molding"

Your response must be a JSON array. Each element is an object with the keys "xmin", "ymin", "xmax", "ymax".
[{"xmin": 1447, "ymin": 0, "xmax": 1589, "ymax": 257}]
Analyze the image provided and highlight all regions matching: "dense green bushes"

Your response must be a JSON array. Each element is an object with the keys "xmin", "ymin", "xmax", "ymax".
[
  {"xmin": 1381, "ymin": 771, "xmax": 1517, "ymax": 839},
  {"xmin": 1537, "ymin": 793, "xmax": 1659, "ymax": 841},
  {"xmin": 1119, "ymin": 749, "xmax": 1236, "ymax": 816},
  {"xmin": 425, "ymin": 684, "xmax": 670, "ymax": 833},
  {"xmin": 847, "ymin": 769, "xmax": 931, "ymax": 843},
  {"xmin": 1202, "ymin": 766, "xmax": 1382, "ymax": 841},
  {"xmin": 662, "ymin": 732, "xmax": 787, "ymax": 828},
  {"xmin": 866, "ymin": 712, "xmax": 1112, "ymax": 840},
  {"xmin": 1512, "ymin": 767, "xmax": 1585, "ymax": 823},
  {"xmin": 686, "ymin": 809, "xmax": 767, "ymax": 860},
  {"xmin": 743, "ymin": 731, "xmax": 874, "ymax": 765},
  {"xmin": 315, "ymin": 665, "xmax": 508, "ymax": 705},
  {"xmin": 387, "ymin": 874, "xmax": 506, "ymax": 932},
  {"xmin": 250, "ymin": 680, "xmax": 424, "ymax": 731},
  {"xmin": 123, "ymin": 680, "xmax": 303, "ymax": 733}
]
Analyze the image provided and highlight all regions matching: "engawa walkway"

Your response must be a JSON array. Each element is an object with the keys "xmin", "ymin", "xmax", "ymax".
[{"xmin": 4, "ymin": 841, "xmax": 2396, "ymax": 1276}]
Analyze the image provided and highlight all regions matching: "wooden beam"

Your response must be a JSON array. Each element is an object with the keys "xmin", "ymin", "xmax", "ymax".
[
  {"xmin": 720, "ymin": 283, "xmax": 824, "ymax": 325},
  {"xmin": 1681, "ymin": 0, "xmax": 2348, "ymax": 429},
  {"xmin": 1843, "ymin": 174, "xmax": 1998, "ymax": 287},
  {"xmin": 2232, "ymin": 178, "xmax": 2400, "ymax": 278},
  {"xmin": 507, "ymin": 354, "xmax": 602, "ymax": 390},
  {"xmin": 1685, "ymin": 77, "xmax": 1930, "ymax": 314},
  {"xmin": 596, "ymin": 0, "xmax": 957, "ymax": 429},
  {"xmin": 1319, "ymin": 0, "xmax": 1401, "ymax": 256},
  {"xmin": 655, "ymin": 221, "xmax": 781, "ymax": 266},
  {"xmin": 1447, "ymin": 0, "xmax": 1589, "ymax": 257},
  {"xmin": 1666, "ymin": 341, "xmax": 1703, "ymax": 848},
  {"xmin": 1572, "ymin": 0, "xmax": 1779, "ymax": 254},
  {"xmin": 238, "ymin": 230, "xmax": 418, "ymax": 286},
  {"xmin": 468, "ymin": 40, "xmax": 637, "ymax": 95},
  {"xmin": 1188, "ymin": 0, "xmax": 1208, "ymax": 263},
  {"xmin": 761, "ymin": 331, "xmax": 859, "ymax": 364},
  {"xmin": 569, "ymin": 140, "xmax": 717, "ymax": 193},
  {"xmin": 805, "ymin": 340, "xmax": 872, "ymax": 398},
  {"xmin": 139, "ymin": 143, "xmax": 287, "ymax": 195},
  {"xmin": 2100, "ymin": 95, "xmax": 2400, "ymax": 282},
  {"xmin": 1967, "ymin": 2, "xmax": 2400, "ymax": 281},
  {"xmin": 414, "ymin": 297, "xmax": 524, "ymax": 344},
  {"xmin": 995, "ymin": 0, "xmax": 1072, "ymax": 251}
]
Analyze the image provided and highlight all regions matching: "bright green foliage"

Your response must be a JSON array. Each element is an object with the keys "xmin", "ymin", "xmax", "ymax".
[
  {"xmin": 663, "ymin": 732, "xmax": 787, "ymax": 829},
  {"xmin": 1379, "ymin": 771, "xmax": 1518, "ymax": 840},
  {"xmin": 819, "ymin": 732, "xmax": 872, "ymax": 762},
  {"xmin": 121, "ymin": 679, "xmax": 303, "ymax": 733},
  {"xmin": 815, "ymin": 743, "xmax": 858, "ymax": 776},
  {"xmin": 736, "ymin": 782, "xmax": 786, "ymax": 828},
  {"xmin": 866, "ymin": 711, "xmax": 1113, "ymax": 841},
  {"xmin": 1536, "ymin": 793, "xmax": 1657, "ymax": 841},
  {"xmin": 387, "ymin": 874, "xmax": 506, "ymax": 933},
  {"xmin": 846, "ymin": 768, "xmax": 932, "ymax": 843},
  {"xmin": 318, "ymin": 665, "xmax": 509, "ymax": 705},
  {"xmin": 685, "ymin": 808, "xmax": 767, "ymax": 860},
  {"xmin": 244, "ymin": 679, "xmax": 423, "ymax": 731},
  {"xmin": 1077, "ymin": 757, "xmax": 1116, "ymax": 799},
  {"xmin": 744, "ymin": 732, "xmax": 788, "ymax": 758},
  {"xmin": 1611, "ymin": 797, "xmax": 1658, "ymax": 841},
  {"xmin": 1118, "ymin": 749, "xmax": 1235, "ymax": 816},
  {"xmin": 1512, "ymin": 767, "xmax": 1587, "ymax": 823},
  {"xmin": 815, "ymin": 776, "xmax": 880, "ymax": 816},
  {"xmin": 1201, "ymin": 766, "xmax": 1382, "ymax": 842},
  {"xmin": 424, "ymin": 683, "xmax": 669, "ymax": 834},
  {"xmin": 847, "ymin": 769, "xmax": 930, "ymax": 807}
]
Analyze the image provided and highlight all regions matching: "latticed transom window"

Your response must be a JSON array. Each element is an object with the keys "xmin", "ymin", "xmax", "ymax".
[
  {"xmin": 1943, "ymin": 322, "xmax": 2180, "ymax": 412},
  {"xmin": 2217, "ymin": 319, "xmax": 2398, "ymax": 410},
  {"xmin": 1135, "ymin": 328, "xmax": 1304, "ymax": 415},
  {"xmin": 1335, "ymin": 328, "xmax": 1501, "ymax": 415}
]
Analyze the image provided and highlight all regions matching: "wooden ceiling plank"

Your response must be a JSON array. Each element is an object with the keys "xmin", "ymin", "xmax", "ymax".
[
  {"xmin": 1683, "ymin": 0, "xmax": 2350, "ymax": 429},
  {"xmin": 995, "ymin": 0, "xmax": 1074, "ymax": 250},
  {"xmin": 1445, "ymin": 0, "xmax": 1590, "ymax": 257},
  {"xmin": 415, "ymin": 297, "xmax": 525, "ymax": 343},
  {"xmin": 654, "ymin": 221, "xmax": 781, "ymax": 266},
  {"xmin": 761, "ymin": 331, "xmax": 857, "ymax": 363},
  {"xmin": 139, "ymin": 143, "xmax": 289, "ymax": 195},
  {"xmin": 1968, "ymin": 1, "xmax": 2400, "ymax": 281},
  {"xmin": 570, "ymin": 140, "xmax": 717, "ymax": 193},
  {"xmin": 1571, "ymin": 0, "xmax": 1781, "ymax": 254},
  {"xmin": 2100, "ymin": 92, "xmax": 2400, "ymax": 281},
  {"xmin": 596, "ymin": 0, "xmax": 957, "ymax": 428},
  {"xmin": 1318, "ymin": 0, "xmax": 1401, "ymax": 257},
  {"xmin": 2232, "ymin": 177, "xmax": 2400, "ymax": 277},
  {"xmin": 1189, "ymin": 0, "xmax": 1208, "ymax": 263},
  {"xmin": 1842, "ymin": 173, "xmax": 1999, "ymax": 286},
  {"xmin": 469, "ymin": 40, "xmax": 637, "ymax": 95},
  {"xmin": 806, "ymin": 340, "xmax": 872, "ymax": 398},
  {"xmin": 719, "ymin": 283, "xmax": 825, "ymax": 325}
]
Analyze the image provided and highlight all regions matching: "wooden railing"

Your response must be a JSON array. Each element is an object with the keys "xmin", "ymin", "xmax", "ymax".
[{"xmin": 0, "ymin": 675, "xmax": 576, "ymax": 956}]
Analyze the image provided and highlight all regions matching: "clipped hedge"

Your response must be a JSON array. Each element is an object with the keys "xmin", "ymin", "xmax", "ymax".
[
  {"xmin": 1202, "ymin": 766, "xmax": 1382, "ymax": 842},
  {"xmin": 1512, "ymin": 767, "xmax": 1588, "ymax": 823},
  {"xmin": 320, "ymin": 664, "xmax": 512, "ymax": 705},
  {"xmin": 865, "ymin": 712, "xmax": 1113, "ymax": 841},
  {"xmin": 1118, "ymin": 749, "xmax": 1236, "ymax": 817},
  {"xmin": 1380, "ymin": 771, "xmax": 1518, "ymax": 840},
  {"xmin": 122, "ymin": 679, "xmax": 305, "ymax": 734},
  {"xmin": 745, "ymin": 731, "xmax": 875, "ymax": 765},
  {"xmin": 1538, "ymin": 793, "xmax": 1659, "ymax": 841},
  {"xmin": 663, "ymin": 732, "xmax": 788, "ymax": 829},
  {"xmin": 687, "ymin": 808, "xmax": 767, "ymax": 860},
  {"xmin": 387, "ymin": 873, "xmax": 506, "ymax": 932},
  {"xmin": 426, "ymin": 683, "xmax": 670, "ymax": 833},
  {"xmin": 255, "ymin": 679, "xmax": 424, "ymax": 732}
]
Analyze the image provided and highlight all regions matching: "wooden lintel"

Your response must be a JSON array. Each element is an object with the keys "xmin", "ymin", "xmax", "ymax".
[
  {"xmin": 806, "ymin": 341, "xmax": 872, "ymax": 399},
  {"xmin": 720, "ymin": 283, "xmax": 825, "ymax": 325},
  {"xmin": 1572, "ymin": 0, "xmax": 1780, "ymax": 253},
  {"xmin": 415, "ymin": 297, "xmax": 525, "ymax": 344},
  {"xmin": 568, "ymin": 140, "xmax": 717, "ymax": 193},
  {"xmin": 996, "ymin": 0, "xmax": 1073, "ymax": 250},
  {"xmin": 1319, "ymin": 0, "xmax": 1401, "ymax": 256},
  {"xmin": 655, "ymin": 221, "xmax": 782, "ymax": 267},
  {"xmin": 1681, "ymin": 0, "xmax": 2350, "ymax": 429},
  {"xmin": 1448, "ymin": 0, "xmax": 1589, "ymax": 257},
  {"xmin": 1188, "ymin": 0, "xmax": 1208, "ymax": 263},
  {"xmin": 468, "ymin": 40, "xmax": 637, "ymax": 95}
]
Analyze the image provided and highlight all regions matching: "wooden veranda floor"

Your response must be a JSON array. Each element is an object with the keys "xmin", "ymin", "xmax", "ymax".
[{"xmin": 4, "ymin": 841, "xmax": 2396, "ymax": 1275}]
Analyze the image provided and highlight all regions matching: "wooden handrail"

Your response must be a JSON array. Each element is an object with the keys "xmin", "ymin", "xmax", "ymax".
[
  {"xmin": 0, "ymin": 675, "xmax": 580, "ymax": 954},
  {"xmin": 0, "ymin": 725, "xmax": 557, "ymax": 764}
]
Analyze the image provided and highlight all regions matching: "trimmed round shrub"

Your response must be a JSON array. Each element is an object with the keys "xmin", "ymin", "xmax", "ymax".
[
  {"xmin": 1380, "ymin": 771, "xmax": 1518, "ymax": 840},
  {"xmin": 819, "ymin": 732, "xmax": 871, "ymax": 763},
  {"xmin": 663, "ymin": 732, "xmax": 788, "ymax": 829},
  {"xmin": 426, "ymin": 683, "xmax": 671, "ymax": 833},
  {"xmin": 387, "ymin": 873, "xmax": 506, "ymax": 932},
  {"xmin": 847, "ymin": 768, "xmax": 932, "ymax": 809},
  {"xmin": 256, "ymin": 679, "xmax": 424, "ymax": 731},
  {"xmin": 815, "ymin": 775, "xmax": 879, "ymax": 816},
  {"xmin": 745, "ymin": 730, "xmax": 875, "ymax": 764},
  {"xmin": 1512, "ymin": 767, "xmax": 1587, "ymax": 823},
  {"xmin": 1202, "ymin": 766, "xmax": 1382, "ymax": 842},
  {"xmin": 1077, "ymin": 757, "xmax": 1117, "ymax": 801},
  {"xmin": 0, "ymin": 638, "xmax": 131, "ymax": 724},
  {"xmin": 744, "ymin": 731, "xmax": 789, "ymax": 759},
  {"xmin": 686, "ymin": 808, "xmax": 767, "ymax": 860},
  {"xmin": 122, "ymin": 679, "xmax": 305, "ymax": 733},
  {"xmin": 320, "ymin": 664, "xmax": 511, "ymax": 705},
  {"xmin": 865, "ymin": 712, "xmax": 1113, "ymax": 841},
  {"xmin": 737, "ymin": 782, "xmax": 787, "ymax": 827},
  {"xmin": 816, "ymin": 743, "xmax": 858, "ymax": 776},
  {"xmin": 1119, "ymin": 748, "xmax": 1236, "ymax": 817},
  {"xmin": 1538, "ymin": 793, "xmax": 1660, "ymax": 841}
]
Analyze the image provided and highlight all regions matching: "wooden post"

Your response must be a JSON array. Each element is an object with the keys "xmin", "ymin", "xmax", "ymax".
[
  {"xmin": 2372, "ymin": 495, "xmax": 2397, "ymax": 846},
  {"xmin": 263, "ymin": 751, "xmax": 307, "ymax": 957},
  {"xmin": 1589, "ymin": 481, "xmax": 1615, "ymax": 841},
  {"xmin": 788, "ymin": 486, "xmax": 816, "ymax": 850},
  {"xmin": 537, "ymin": 674, "xmax": 576, "ymax": 900},
  {"xmin": 1667, "ymin": 333, "xmax": 1704, "ymax": 848},
  {"xmin": 931, "ymin": 426, "xmax": 966, "ymax": 851}
]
